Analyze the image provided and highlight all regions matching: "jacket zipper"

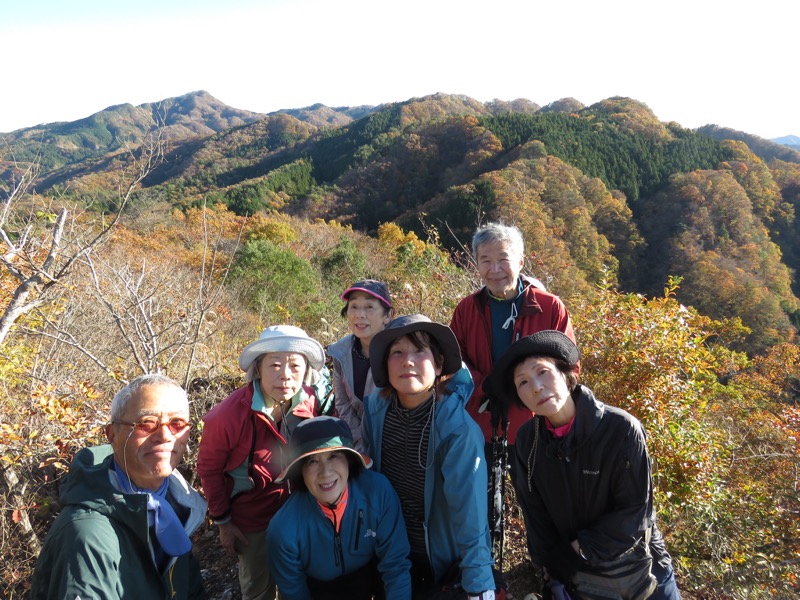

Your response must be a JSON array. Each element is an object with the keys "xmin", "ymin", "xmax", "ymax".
[
  {"xmin": 332, "ymin": 510, "xmax": 346, "ymax": 574},
  {"xmin": 355, "ymin": 509, "xmax": 363, "ymax": 551}
]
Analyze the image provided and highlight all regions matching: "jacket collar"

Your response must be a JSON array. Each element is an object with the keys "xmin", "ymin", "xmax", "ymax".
[{"xmin": 478, "ymin": 274, "xmax": 544, "ymax": 315}]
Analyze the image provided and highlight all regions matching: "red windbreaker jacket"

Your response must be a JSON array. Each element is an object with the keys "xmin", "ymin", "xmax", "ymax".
[{"xmin": 450, "ymin": 275, "xmax": 575, "ymax": 444}]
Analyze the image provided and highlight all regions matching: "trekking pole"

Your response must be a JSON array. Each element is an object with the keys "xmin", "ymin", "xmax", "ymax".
[
  {"xmin": 497, "ymin": 416, "xmax": 509, "ymax": 567},
  {"xmin": 488, "ymin": 392, "xmax": 509, "ymax": 567}
]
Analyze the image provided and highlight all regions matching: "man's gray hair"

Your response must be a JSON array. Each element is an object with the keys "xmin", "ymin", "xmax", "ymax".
[
  {"xmin": 471, "ymin": 222, "xmax": 524, "ymax": 262},
  {"xmin": 110, "ymin": 374, "xmax": 186, "ymax": 421}
]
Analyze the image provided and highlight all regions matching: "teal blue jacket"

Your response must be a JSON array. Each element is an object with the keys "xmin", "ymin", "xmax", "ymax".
[
  {"xmin": 29, "ymin": 445, "xmax": 207, "ymax": 600},
  {"xmin": 363, "ymin": 366, "xmax": 495, "ymax": 595},
  {"xmin": 267, "ymin": 469, "xmax": 411, "ymax": 598}
]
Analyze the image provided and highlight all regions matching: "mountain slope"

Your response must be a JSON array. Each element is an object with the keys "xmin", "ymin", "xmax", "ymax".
[
  {"xmin": 3, "ymin": 91, "xmax": 798, "ymax": 354},
  {"xmin": 0, "ymin": 90, "xmax": 264, "ymax": 174},
  {"xmin": 772, "ymin": 134, "xmax": 800, "ymax": 151},
  {"xmin": 269, "ymin": 103, "xmax": 378, "ymax": 127},
  {"xmin": 696, "ymin": 125, "xmax": 800, "ymax": 163}
]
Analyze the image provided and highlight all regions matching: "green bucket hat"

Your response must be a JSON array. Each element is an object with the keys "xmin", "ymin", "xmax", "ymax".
[{"xmin": 275, "ymin": 416, "xmax": 372, "ymax": 483}]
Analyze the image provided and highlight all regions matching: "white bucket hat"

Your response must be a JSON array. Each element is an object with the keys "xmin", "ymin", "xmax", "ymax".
[{"xmin": 238, "ymin": 325, "xmax": 325, "ymax": 372}]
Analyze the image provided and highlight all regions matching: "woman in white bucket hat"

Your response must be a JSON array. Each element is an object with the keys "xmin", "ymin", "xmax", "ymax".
[{"xmin": 197, "ymin": 325, "xmax": 326, "ymax": 600}]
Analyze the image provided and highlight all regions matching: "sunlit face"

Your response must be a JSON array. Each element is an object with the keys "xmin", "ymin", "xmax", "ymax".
[
  {"xmin": 476, "ymin": 240, "xmax": 523, "ymax": 299},
  {"xmin": 387, "ymin": 335, "xmax": 442, "ymax": 409},
  {"xmin": 302, "ymin": 450, "xmax": 349, "ymax": 505},
  {"xmin": 513, "ymin": 356, "xmax": 574, "ymax": 426},
  {"xmin": 258, "ymin": 352, "xmax": 307, "ymax": 402},
  {"xmin": 346, "ymin": 291, "xmax": 391, "ymax": 350},
  {"xmin": 107, "ymin": 383, "xmax": 191, "ymax": 491}
]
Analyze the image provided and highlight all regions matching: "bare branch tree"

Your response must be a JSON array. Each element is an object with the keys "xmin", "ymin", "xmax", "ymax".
[
  {"xmin": 21, "ymin": 200, "xmax": 246, "ymax": 388},
  {"xmin": 182, "ymin": 199, "xmax": 245, "ymax": 388},
  {"xmin": 0, "ymin": 131, "xmax": 164, "ymax": 348}
]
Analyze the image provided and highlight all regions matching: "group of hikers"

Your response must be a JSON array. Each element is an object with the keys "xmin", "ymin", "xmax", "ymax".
[{"xmin": 29, "ymin": 222, "xmax": 681, "ymax": 600}]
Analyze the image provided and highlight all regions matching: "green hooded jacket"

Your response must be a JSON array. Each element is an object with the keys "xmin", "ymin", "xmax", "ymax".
[{"xmin": 29, "ymin": 444, "xmax": 207, "ymax": 600}]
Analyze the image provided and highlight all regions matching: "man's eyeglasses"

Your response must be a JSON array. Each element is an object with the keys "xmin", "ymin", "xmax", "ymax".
[{"xmin": 114, "ymin": 416, "xmax": 192, "ymax": 435}]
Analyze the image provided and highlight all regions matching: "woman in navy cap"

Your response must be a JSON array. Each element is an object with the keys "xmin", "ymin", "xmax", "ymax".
[
  {"xmin": 327, "ymin": 279, "xmax": 393, "ymax": 452},
  {"xmin": 484, "ymin": 331, "xmax": 680, "ymax": 600},
  {"xmin": 266, "ymin": 416, "xmax": 411, "ymax": 599}
]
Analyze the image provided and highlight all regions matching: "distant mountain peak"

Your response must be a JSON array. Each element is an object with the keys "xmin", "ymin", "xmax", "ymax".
[{"xmin": 772, "ymin": 134, "xmax": 800, "ymax": 149}]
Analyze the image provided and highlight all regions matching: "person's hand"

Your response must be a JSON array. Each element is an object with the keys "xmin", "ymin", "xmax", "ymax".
[
  {"xmin": 217, "ymin": 522, "xmax": 248, "ymax": 556},
  {"xmin": 570, "ymin": 539, "xmax": 586, "ymax": 559}
]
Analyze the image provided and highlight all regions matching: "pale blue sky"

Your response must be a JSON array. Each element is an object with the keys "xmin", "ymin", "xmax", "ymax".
[{"xmin": 1, "ymin": 0, "xmax": 797, "ymax": 139}]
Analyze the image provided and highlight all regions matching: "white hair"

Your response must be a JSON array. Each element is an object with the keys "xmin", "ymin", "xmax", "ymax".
[{"xmin": 110, "ymin": 374, "xmax": 186, "ymax": 421}]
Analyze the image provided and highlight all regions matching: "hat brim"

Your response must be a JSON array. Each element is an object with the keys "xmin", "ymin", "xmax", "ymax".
[
  {"xmin": 483, "ymin": 331, "xmax": 579, "ymax": 405},
  {"xmin": 275, "ymin": 446, "xmax": 372, "ymax": 483},
  {"xmin": 369, "ymin": 320, "xmax": 462, "ymax": 388},
  {"xmin": 238, "ymin": 336, "xmax": 325, "ymax": 372},
  {"xmin": 341, "ymin": 286, "xmax": 392, "ymax": 308}
]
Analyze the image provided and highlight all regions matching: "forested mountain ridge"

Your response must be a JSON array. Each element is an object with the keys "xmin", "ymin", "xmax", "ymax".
[
  {"xmin": 2, "ymin": 91, "xmax": 799, "ymax": 354},
  {"xmin": 269, "ymin": 102, "xmax": 379, "ymax": 127},
  {"xmin": 0, "ymin": 90, "xmax": 266, "ymax": 178},
  {"xmin": 3, "ymin": 91, "xmax": 800, "ymax": 599},
  {"xmin": 773, "ymin": 134, "xmax": 800, "ymax": 151},
  {"xmin": 697, "ymin": 125, "xmax": 800, "ymax": 162}
]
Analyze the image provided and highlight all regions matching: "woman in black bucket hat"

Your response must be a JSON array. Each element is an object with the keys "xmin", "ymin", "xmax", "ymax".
[
  {"xmin": 363, "ymin": 314, "xmax": 499, "ymax": 600},
  {"xmin": 484, "ymin": 331, "xmax": 680, "ymax": 600}
]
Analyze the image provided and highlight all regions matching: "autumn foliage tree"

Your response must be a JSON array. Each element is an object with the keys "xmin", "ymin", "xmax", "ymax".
[
  {"xmin": 572, "ymin": 279, "xmax": 799, "ymax": 598},
  {"xmin": 638, "ymin": 169, "xmax": 798, "ymax": 353}
]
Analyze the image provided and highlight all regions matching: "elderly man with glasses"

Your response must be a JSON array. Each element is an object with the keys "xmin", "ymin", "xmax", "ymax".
[{"xmin": 30, "ymin": 374, "xmax": 207, "ymax": 600}]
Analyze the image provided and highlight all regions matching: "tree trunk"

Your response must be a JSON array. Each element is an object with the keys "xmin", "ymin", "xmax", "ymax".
[{"xmin": 1, "ymin": 465, "xmax": 42, "ymax": 556}]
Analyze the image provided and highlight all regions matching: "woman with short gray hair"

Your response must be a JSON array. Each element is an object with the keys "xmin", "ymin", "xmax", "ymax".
[{"xmin": 197, "ymin": 325, "xmax": 326, "ymax": 600}]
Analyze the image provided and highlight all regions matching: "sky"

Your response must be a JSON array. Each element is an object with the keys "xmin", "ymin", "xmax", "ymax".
[{"xmin": 1, "ymin": 0, "xmax": 797, "ymax": 139}]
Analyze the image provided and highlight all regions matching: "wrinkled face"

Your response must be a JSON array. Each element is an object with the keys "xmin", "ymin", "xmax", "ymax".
[
  {"xmin": 387, "ymin": 335, "xmax": 442, "ymax": 409},
  {"xmin": 476, "ymin": 240, "xmax": 523, "ymax": 300},
  {"xmin": 513, "ymin": 356, "xmax": 573, "ymax": 426},
  {"xmin": 107, "ymin": 383, "xmax": 191, "ymax": 491},
  {"xmin": 258, "ymin": 352, "xmax": 308, "ymax": 402},
  {"xmin": 346, "ymin": 291, "xmax": 391, "ymax": 348},
  {"xmin": 302, "ymin": 450, "xmax": 349, "ymax": 505}
]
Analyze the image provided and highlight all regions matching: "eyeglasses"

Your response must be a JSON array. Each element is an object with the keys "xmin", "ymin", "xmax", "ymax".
[{"xmin": 114, "ymin": 416, "xmax": 192, "ymax": 435}]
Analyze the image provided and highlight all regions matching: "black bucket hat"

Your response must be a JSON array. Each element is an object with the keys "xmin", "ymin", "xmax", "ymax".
[
  {"xmin": 483, "ymin": 330, "xmax": 580, "ymax": 404},
  {"xmin": 369, "ymin": 314, "xmax": 462, "ymax": 388},
  {"xmin": 275, "ymin": 416, "xmax": 372, "ymax": 483}
]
